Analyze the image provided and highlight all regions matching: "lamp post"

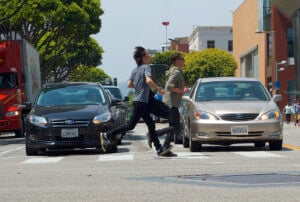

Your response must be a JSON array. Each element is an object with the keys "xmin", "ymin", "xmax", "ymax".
[
  {"xmin": 255, "ymin": 30, "xmax": 277, "ymax": 94},
  {"xmin": 162, "ymin": 21, "xmax": 169, "ymax": 52},
  {"xmin": 274, "ymin": 60, "xmax": 287, "ymax": 92}
]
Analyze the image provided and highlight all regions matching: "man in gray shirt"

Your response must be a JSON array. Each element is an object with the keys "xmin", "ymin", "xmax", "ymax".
[{"xmin": 100, "ymin": 46, "xmax": 173, "ymax": 156}]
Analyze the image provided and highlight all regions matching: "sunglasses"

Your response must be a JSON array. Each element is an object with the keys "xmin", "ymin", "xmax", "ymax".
[{"xmin": 177, "ymin": 57, "xmax": 185, "ymax": 61}]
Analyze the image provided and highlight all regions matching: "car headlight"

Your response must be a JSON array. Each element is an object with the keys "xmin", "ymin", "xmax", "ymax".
[
  {"xmin": 258, "ymin": 110, "xmax": 281, "ymax": 120},
  {"xmin": 29, "ymin": 115, "xmax": 48, "ymax": 126},
  {"xmin": 193, "ymin": 110, "xmax": 219, "ymax": 120},
  {"xmin": 93, "ymin": 113, "xmax": 112, "ymax": 125}
]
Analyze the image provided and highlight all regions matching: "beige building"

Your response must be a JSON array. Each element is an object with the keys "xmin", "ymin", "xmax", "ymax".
[{"xmin": 233, "ymin": 0, "xmax": 300, "ymax": 110}]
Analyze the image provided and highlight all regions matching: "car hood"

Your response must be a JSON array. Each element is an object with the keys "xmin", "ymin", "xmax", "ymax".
[
  {"xmin": 195, "ymin": 100, "xmax": 278, "ymax": 115},
  {"xmin": 31, "ymin": 104, "xmax": 110, "ymax": 120}
]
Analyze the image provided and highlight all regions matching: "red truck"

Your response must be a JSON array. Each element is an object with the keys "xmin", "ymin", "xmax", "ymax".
[{"xmin": 0, "ymin": 40, "xmax": 41, "ymax": 137}]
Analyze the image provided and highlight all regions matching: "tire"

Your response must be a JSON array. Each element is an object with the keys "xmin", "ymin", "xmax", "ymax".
[
  {"xmin": 254, "ymin": 142, "xmax": 266, "ymax": 148},
  {"xmin": 189, "ymin": 125, "xmax": 202, "ymax": 152},
  {"xmin": 174, "ymin": 133, "xmax": 182, "ymax": 144},
  {"xmin": 117, "ymin": 138, "xmax": 122, "ymax": 145},
  {"xmin": 14, "ymin": 115, "xmax": 25, "ymax": 138},
  {"xmin": 106, "ymin": 143, "xmax": 118, "ymax": 153},
  {"xmin": 25, "ymin": 142, "xmax": 38, "ymax": 156},
  {"xmin": 269, "ymin": 140, "xmax": 283, "ymax": 150},
  {"xmin": 183, "ymin": 135, "xmax": 189, "ymax": 148},
  {"xmin": 182, "ymin": 119, "xmax": 189, "ymax": 148}
]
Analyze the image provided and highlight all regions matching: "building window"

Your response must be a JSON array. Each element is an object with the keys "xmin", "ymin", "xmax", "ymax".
[
  {"xmin": 228, "ymin": 40, "xmax": 233, "ymax": 51},
  {"xmin": 287, "ymin": 28, "xmax": 294, "ymax": 57},
  {"xmin": 207, "ymin": 40, "xmax": 215, "ymax": 48}
]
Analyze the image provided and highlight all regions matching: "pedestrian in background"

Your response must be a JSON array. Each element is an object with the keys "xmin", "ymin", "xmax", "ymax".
[
  {"xmin": 283, "ymin": 102, "xmax": 292, "ymax": 124},
  {"xmin": 293, "ymin": 99, "xmax": 300, "ymax": 126},
  {"xmin": 100, "ymin": 46, "xmax": 173, "ymax": 156}
]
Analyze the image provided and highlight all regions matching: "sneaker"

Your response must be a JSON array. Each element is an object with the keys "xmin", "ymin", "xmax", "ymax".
[
  {"xmin": 100, "ymin": 132, "xmax": 111, "ymax": 152},
  {"xmin": 160, "ymin": 151, "xmax": 178, "ymax": 157},
  {"xmin": 146, "ymin": 132, "xmax": 152, "ymax": 148},
  {"xmin": 157, "ymin": 145, "xmax": 173, "ymax": 156}
]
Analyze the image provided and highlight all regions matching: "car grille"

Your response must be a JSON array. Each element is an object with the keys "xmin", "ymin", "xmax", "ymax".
[
  {"xmin": 50, "ymin": 119, "xmax": 90, "ymax": 127},
  {"xmin": 219, "ymin": 113, "xmax": 259, "ymax": 121}
]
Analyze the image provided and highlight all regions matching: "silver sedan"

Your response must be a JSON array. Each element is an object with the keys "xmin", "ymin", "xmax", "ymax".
[{"xmin": 181, "ymin": 77, "xmax": 283, "ymax": 152}]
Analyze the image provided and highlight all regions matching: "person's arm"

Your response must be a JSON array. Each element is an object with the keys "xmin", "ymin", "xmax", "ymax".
[
  {"xmin": 146, "ymin": 76, "xmax": 165, "ymax": 95},
  {"xmin": 127, "ymin": 80, "xmax": 134, "ymax": 88}
]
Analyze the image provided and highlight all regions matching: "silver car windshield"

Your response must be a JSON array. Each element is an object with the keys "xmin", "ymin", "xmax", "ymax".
[
  {"xmin": 195, "ymin": 81, "xmax": 270, "ymax": 102},
  {"xmin": 37, "ymin": 86, "xmax": 107, "ymax": 106}
]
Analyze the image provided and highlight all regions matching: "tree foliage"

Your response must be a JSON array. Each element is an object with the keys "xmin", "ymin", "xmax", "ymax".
[
  {"xmin": 0, "ymin": 0, "xmax": 104, "ymax": 83},
  {"xmin": 150, "ymin": 50, "xmax": 181, "ymax": 88},
  {"xmin": 184, "ymin": 49, "xmax": 237, "ymax": 85},
  {"xmin": 68, "ymin": 65, "xmax": 110, "ymax": 83}
]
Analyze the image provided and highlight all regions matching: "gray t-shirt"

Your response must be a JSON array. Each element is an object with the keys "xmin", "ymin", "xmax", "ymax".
[{"xmin": 130, "ymin": 64, "xmax": 151, "ymax": 103}]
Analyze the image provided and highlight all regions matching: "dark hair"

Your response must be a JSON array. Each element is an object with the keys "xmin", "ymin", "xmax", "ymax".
[
  {"xmin": 170, "ymin": 52, "xmax": 183, "ymax": 64},
  {"xmin": 133, "ymin": 46, "xmax": 146, "ymax": 66}
]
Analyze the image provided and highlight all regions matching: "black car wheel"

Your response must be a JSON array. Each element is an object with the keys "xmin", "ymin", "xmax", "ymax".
[
  {"xmin": 254, "ymin": 142, "xmax": 266, "ymax": 148},
  {"xmin": 189, "ymin": 124, "xmax": 202, "ymax": 152},
  {"xmin": 14, "ymin": 115, "xmax": 25, "ymax": 138},
  {"xmin": 25, "ymin": 142, "xmax": 38, "ymax": 156},
  {"xmin": 106, "ymin": 144, "xmax": 118, "ymax": 153},
  {"xmin": 182, "ymin": 120, "xmax": 189, "ymax": 148},
  {"xmin": 269, "ymin": 140, "xmax": 283, "ymax": 150}
]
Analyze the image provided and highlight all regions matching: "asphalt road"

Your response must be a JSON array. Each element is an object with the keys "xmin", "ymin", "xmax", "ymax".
[{"xmin": 0, "ymin": 123, "xmax": 299, "ymax": 202}]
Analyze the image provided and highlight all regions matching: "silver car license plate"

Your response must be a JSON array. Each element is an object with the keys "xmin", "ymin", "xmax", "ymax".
[
  {"xmin": 61, "ymin": 128, "xmax": 79, "ymax": 138},
  {"xmin": 231, "ymin": 126, "xmax": 248, "ymax": 135}
]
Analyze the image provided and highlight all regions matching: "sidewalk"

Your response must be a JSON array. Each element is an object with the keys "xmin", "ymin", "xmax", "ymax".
[{"xmin": 283, "ymin": 122, "xmax": 300, "ymax": 148}]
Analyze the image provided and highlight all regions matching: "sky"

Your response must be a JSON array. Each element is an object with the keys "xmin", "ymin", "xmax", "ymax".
[{"xmin": 92, "ymin": 0, "xmax": 245, "ymax": 83}]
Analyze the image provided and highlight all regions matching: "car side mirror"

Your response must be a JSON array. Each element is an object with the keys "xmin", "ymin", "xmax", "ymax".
[{"xmin": 272, "ymin": 94, "xmax": 282, "ymax": 102}]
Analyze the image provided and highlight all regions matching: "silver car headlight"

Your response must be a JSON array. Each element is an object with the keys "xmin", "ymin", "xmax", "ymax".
[
  {"xmin": 29, "ymin": 115, "xmax": 48, "ymax": 126},
  {"xmin": 93, "ymin": 113, "xmax": 112, "ymax": 125},
  {"xmin": 193, "ymin": 110, "xmax": 219, "ymax": 120},
  {"xmin": 258, "ymin": 110, "xmax": 281, "ymax": 120}
]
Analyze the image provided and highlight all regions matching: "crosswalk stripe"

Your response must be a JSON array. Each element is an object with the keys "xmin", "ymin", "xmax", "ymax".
[
  {"xmin": 232, "ymin": 151, "xmax": 283, "ymax": 158},
  {"xmin": 98, "ymin": 154, "xmax": 134, "ymax": 161},
  {"xmin": 21, "ymin": 157, "xmax": 64, "ymax": 164},
  {"xmin": 170, "ymin": 152, "xmax": 209, "ymax": 159},
  {"xmin": 0, "ymin": 146, "xmax": 24, "ymax": 156}
]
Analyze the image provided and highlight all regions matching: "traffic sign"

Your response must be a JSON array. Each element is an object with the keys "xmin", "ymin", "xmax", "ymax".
[{"xmin": 274, "ymin": 81, "xmax": 280, "ymax": 90}]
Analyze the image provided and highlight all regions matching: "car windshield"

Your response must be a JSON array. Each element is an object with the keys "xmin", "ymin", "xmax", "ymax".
[
  {"xmin": 195, "ymin": 81, "xmax": 270, "ymax": 102},
  {"xmin": 104, "ymin": 87, "xmax": 122, "ymax": 99},
  {"xmin": 36, "ymin": 86, "xmax": 107, "ymax": 106}
]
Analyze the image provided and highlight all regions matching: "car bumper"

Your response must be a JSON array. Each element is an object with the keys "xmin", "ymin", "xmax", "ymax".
[
  {"xmin": 26, "ymin": 124, "xmax": 111, "ymax": 150},
  {"xmin": 190, "ymin": 120, "xmax": 283, "ymax": 144}
]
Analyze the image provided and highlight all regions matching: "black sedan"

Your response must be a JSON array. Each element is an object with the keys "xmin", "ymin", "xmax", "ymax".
[{"xmin": 25, "ymin": 82, "xmax": 119, "ymax": 155}]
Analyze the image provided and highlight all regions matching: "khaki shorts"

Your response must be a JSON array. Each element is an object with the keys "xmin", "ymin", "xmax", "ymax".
[{"xmin": 295, "ymin": 114, "xmax": 300, "ymax": 120}]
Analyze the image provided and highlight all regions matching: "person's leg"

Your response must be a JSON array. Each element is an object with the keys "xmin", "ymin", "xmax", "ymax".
[
  {"xmin": 142, "ymin": 103, "xmax": 172, "ymax": 155},
  {"xmin": 148, "ymin": 96, "xmax": 170, "ymax": 120},
  {"xmin": 100, "ymin": 102, "xmax": 141, "ymax": 151},
  {"xmin": 287, "ymin": 114, "xmax": 291, "ymax": 124},
  {"xmin": 165, "ymin": 107, "xmax": 180, "ymax": 145}
]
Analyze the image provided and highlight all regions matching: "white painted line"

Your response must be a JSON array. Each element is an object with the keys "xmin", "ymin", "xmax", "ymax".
[
  {"xmin": 21, "ymin": 157, "xmax": 64, "ymax": 164},
  {"xmin": 233, "ymin": 151, "xmax": 282, "ymax": 158},
  {"xmin": 98, "ymin": 154, "xmax": 134, "ymax": 161},
  {"xmin": 172, "ymin": 152, "xmax": 209, "ymax": 159},
  {"xmin": 0, "ymin": 146, "xmax": 24, "ymax": 156}
]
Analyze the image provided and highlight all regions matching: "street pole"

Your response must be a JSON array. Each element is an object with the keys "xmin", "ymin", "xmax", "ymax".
[{"xmin": 162, "ymin": 21, "xmax": 169, "ymax": 52}]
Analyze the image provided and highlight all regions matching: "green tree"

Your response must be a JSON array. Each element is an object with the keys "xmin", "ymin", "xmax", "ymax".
[
  {"xmin": 0, "ymin": 0, "xmax": 104, "ymax": 83},
  {"xmin": 184, "ymin": 49, "xmax": 237, "ymax": 85},
  {"xmin": 150, "ymin": 50, "xmax": 179, "ymax": 88},
  {"xmin": 69, "ymin": 65, "xmax": 110, "ymax": 83}
]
